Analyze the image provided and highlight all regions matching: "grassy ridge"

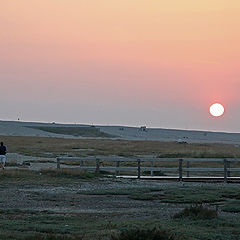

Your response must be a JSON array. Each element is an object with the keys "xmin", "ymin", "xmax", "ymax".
[{"xmin": 28, "ymin": 126, "xmax": 117, "ymax": 138}]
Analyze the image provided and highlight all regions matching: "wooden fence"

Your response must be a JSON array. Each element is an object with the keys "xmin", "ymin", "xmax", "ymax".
[{"xmin": 56, "ymin": 156, "xmax": 240, "ymax": 182}]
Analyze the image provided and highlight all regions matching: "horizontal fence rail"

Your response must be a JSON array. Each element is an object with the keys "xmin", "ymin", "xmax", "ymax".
[{"xmin": 56, "ymin": 156, "xmax": 240, "ymax": 182}]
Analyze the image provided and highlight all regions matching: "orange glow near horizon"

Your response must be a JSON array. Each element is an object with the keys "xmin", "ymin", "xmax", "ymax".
[{"xmin": 1, "ymin": 1, "xmax": 240, "ymax": 131}]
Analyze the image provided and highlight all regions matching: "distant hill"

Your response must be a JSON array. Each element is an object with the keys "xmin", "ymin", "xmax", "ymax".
[
  {"xmin": 28, "ymin": 126, "xmax": 117, "ymax": 138},
  {"xmin": 1, "ymin": 120, "xmax": 240, "ymax": 144}
]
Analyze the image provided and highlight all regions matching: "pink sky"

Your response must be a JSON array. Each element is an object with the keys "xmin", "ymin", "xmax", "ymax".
[{"xmin": 1, "ymin": 1, "xmax": 240, "ymax": 132}]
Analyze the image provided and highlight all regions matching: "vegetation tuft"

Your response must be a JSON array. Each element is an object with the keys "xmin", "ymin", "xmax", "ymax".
[
  {"xmin": 173, "ymin": 205, "xmax": 218, "ymax": 220},
  {"xmin": 110, "ymin": 227, "xmax": 182, "ymax": 240}
]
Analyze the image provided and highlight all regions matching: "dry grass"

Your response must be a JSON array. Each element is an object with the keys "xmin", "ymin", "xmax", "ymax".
[
  {"xmin": 2, "ymin": 135, "xmax": 240, "ymax": 174},
  {"xmin": 1, "ymin": 135, "xmax": 240, "ymax": 159}
]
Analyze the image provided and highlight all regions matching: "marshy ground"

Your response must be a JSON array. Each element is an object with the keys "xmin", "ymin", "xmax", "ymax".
[
  {"xmin": 1, "ymin": 135, "xmax": 240, "ymax": 239},
  {"xmin": 0, "ymin": 169, "xmax": 240, "ymax": 240}
]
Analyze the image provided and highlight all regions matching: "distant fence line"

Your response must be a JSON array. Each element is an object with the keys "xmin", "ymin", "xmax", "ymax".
[{"xmin": 56, "ymin": 156, "xmax": 240, "ymax": 182}]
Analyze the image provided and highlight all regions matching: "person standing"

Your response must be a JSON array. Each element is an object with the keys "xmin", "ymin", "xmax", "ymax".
[{"xmin": 0, "ymin": 142, "xmax": 7, "ymax": 170}]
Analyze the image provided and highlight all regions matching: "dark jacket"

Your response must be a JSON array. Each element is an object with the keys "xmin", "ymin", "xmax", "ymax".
[{"xmin": 0, "ymin": 146, "xmax": 7, "ymax": 155}]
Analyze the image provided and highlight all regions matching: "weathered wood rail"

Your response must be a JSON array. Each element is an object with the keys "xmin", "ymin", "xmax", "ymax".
[{"xmin": 56, "ymin": 156, "xmax": 240, "ymax": 182}]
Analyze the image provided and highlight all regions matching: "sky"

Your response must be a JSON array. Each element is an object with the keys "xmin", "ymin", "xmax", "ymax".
[{"xmin": 1, "ymin": 0, "xmax": 240, "ymax": 132}]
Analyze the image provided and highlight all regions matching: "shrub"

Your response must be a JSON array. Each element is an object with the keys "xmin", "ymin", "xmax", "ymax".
[
  {"xmin": 173, "ymin": 205, "xmax": 218, "ymax": 220},
  {"xmin": 110, "ymin": 227, "xmax": 181, "ymax": 240}
]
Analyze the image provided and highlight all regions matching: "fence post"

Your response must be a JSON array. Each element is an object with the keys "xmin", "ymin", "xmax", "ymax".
[
  {"xmin": 80, "ymin": 160, "xmax": 84, "ymax": 169},
  {"xmin": 227, "ymin": 160, "xmax": 231, "ymax": 177},
  {"xmin": 96, "ymin": 158, "xmax": 100, "ymax": 173},
  {"xmin": 224, "ymin": 159, "xmax": 228, "ymax": 183},
  {"xmin": 115, "ymin": 161, "xmax": 120, "ymax": 176},
  {"xmin": 151, "ymin": 161, "xmax": 154, "ymax": 176},
  {"xmin": 178, "ymin": 159, "xmax": 183, "ymax": 181},
  {"xmin": 186, "ymin": 161, "xmax": 190, "ymax": 177},
  {"xmin": 137, "ymin": 159, "xmax": 141, "ymax": 179},
  {"xmin": 57, "ymin": 158, "xmax": 60, "ymax": 169}
]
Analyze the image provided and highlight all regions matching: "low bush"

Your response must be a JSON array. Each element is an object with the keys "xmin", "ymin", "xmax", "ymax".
[
  {"xmin": 110, "ymin": 227, "xmax": 182, "ymax": 240},
  {"xmin": 173, "ymin": 205, "xmax": 218, "ymax": 220}
]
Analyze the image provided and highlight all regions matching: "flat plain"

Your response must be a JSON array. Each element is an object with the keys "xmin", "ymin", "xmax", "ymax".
[{"xmin": 0, "ymin": 134, "xmax": 240, "ymax": 239}]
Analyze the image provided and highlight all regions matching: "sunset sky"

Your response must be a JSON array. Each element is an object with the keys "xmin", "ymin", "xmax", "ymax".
[{"xmin": 1, "ymin": 1, "xmax": 240, "ymax": 132}]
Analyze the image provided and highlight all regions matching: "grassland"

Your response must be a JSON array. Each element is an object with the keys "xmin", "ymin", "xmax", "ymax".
[
  {"xmin": 2, "ymin": 135, "xmax": 240, "ymax": 158},
  {"xmin": 0, "ymin": 135, "xmax": 240, "ymax": 239},
  {"xmin": 3, "ymin": 135, "xmax": 240, "ymax": 176},
  {"xmin": 0, "ymin": 169, "xmax": 240, "ymax": 239}
]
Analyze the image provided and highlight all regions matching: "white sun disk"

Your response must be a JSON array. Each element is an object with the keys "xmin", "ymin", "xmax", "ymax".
[{"xmin": 210, "ymin": 103, "xmax": 225, "ymax": 117}]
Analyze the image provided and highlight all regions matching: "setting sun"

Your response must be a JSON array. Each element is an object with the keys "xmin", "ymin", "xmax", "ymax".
[{"xmin": 209, "ymin": 103, "xmax": 225, "ymax": 117}]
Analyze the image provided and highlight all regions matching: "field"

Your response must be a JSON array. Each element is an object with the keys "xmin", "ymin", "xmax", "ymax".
[
  {"xmin": 0, "ymin": 169, "xmax": 240, "ymax": 240},
  {"xmin": 3, "ymin": 135, "xmax": 240, "ymax": 159},
  {"xmin": 1, "ymin": 135, "xmax": 240, "ymax": 239},
  {"xmin": 3, "ymin": 135, "xmax": 240, "ymax": 176}
]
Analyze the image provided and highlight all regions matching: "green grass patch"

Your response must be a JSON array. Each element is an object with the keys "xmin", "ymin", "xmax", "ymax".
[
  {"xmin": 0, "ymin": 195, "xmax": 239, "ymax": 239},
  {"xmin": 222, "ymin": 200, "xmax": 240, "ymax": 213},
  {"xmin": 0, "ymin": 209, "xmax": 54, "ymax": 215},
  {"xmin": 128, "ymin": 193, "xmax": 158, "ymax": 201},
  {"xmin": 5, "ymin": 161, "xmax": 21, "ymax": 167},
  {"xmin": 0, "ymin": 169, "xmax": 102, "ymax": 186},
  {"xmin": 78, "ymin": 187, "xmax": 162, "ymax": 196},
  {"xmin": 78, "ymin": 185, "xmax": 240, "ymax": 204},
  {"xmin": 157, "ymin": 186, "xmax": 240, "ymax": 204},
  {"xmin": 78, "ymin": 186, "xmax": 165, "ymax": 201},
  {"xmin": 1, "ymin": 215, "xmax": 239, "ymax": 240},
  {"xmin": 41, "ymin": 169, "xmax": 102, "ymax": 179},
  {"xmin": 0, "ymin": 169, "xmax": 39, "ymax": 180}
]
